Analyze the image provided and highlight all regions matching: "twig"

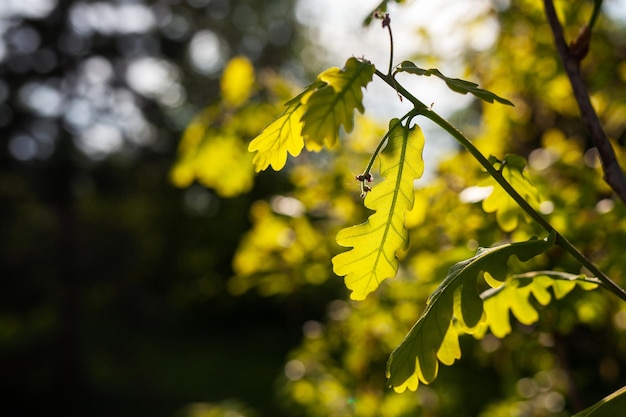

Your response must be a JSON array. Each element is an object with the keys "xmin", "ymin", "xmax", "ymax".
[
  {"xmin": 374, "ymin": 68, "xmax": 626, "ymax": 303},
  {"xmin": 384, "ymin": 14, "xmax": 394, "ymax": 76},
  {"xmin": 542, "ymin": 0, "xmax": 626, "ymax": 205}
]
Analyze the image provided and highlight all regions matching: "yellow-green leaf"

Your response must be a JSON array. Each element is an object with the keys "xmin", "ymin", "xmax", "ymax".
[
  {"xmin": 332, "ymin": 119, "xmax": 424, "ymax": 300},
  {"xmin": 482, "ymin": 154, "xmax": 541, "ymax": 232},
  {"xmin": 477, "ymin": 271, "xmax": 599, "ymax": 338},
  {"xmin": 301, "ymin": 57, "xmax": 375, "ymax": 148},
  {"xmin": 386, "ymin": 234, "xmax": 555, "ymax": 392},
  {"xmin": 248, "ymin": 57, "xmax": 374, "ymax": 171},
  {"xmin": 221, "ymin": 56, "xmax": 256, "ymax": 107},
  {"xmin": 171, "ymin": 133, "xmax": 254, "ymax": 197},
  {"xmin": 170, "ymin": 109, "xmax": 255, "ymax": 197},
  {"xmin": 247, "ymin": 100, "xmax": 307, "ymax": 172}
]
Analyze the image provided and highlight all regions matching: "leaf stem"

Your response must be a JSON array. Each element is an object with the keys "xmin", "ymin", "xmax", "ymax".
[
  {"xmin": 374, "ymin": 69, "xmax": 626, "ymax": 303},
  {"xmin": 360, "ymin": 111, "xmax": 416, "ymax": 183},
  {"xmin": 375, "ymin": 69, "xmax": 427, "ymax": 110},
  {"xmin": 386, "ymin": 18, "xmax": 394, "ymax": 76}
]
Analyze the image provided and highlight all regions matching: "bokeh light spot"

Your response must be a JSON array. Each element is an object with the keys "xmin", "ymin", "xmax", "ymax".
[
  {"xmin": 284, "ymin": 360, "xmax": 306, "ymax": 381},
  {"xmin": 188, "ymin": 30, "xmax": 227, "ymax": 75}
]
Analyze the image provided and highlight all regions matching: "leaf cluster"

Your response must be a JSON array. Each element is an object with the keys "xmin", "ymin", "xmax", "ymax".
[
  {"xmin": 239, "ymin": 25, "xmax": 626, "ymax": 410},
  {"xmin": 175, "ymin": 2, "xmax": 626, "ymax": 415},
  {"xmin": 248, "ymin": 58, "xmax": 376, "ymax": 171}
]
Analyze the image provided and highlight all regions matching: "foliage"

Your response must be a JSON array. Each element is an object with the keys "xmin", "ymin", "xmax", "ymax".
[
  {"xmin": 387, "ymin": 235, "xmax": 556, "ymax": 393},
  {"xmin": 171, "ymin": 56, "xmax": 275, "ymax": 195},
  {"xmin": 480, "ymin": 154, "xmax": 542, "ymax": 232},
  {"xmin": 396, "ymin": 61, "xmax": 514, "ymax": 106},
  {"xmin": 332, "ymin": 119, "xmax": 425, "ymax": 301},
  {"xmin": 247, "ymin": 96, "xmax": 307, "ymax": 172},
  {"xmin": 248, "ymin": 57, "xmax": 375, "ymax": 171},
  {"xmin": 477, "ymin": 271, "xmax": 599, "ymax": 338},
  {"xmin": 171, "ymin": 1, "xmax": 626, "ymax": 416},
  {"xmin": 300, "ymin": 58, "xmax": 376, "ymax": 149}
]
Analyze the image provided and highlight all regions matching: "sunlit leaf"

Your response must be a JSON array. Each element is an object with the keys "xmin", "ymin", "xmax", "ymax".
[
  {"xmin": 230, "ymin": 200, "xmax": 332, "ymax": 296},
  {"xmin": 247, "ymin": 99, "xmax": 307, "ymax": 172},
  {"xmin": 396, "ymin": 61, "xmax": 514, "ymax": 106},
  {"xmin": 573, "ymin": 386, "xmax": 626, "ymax": 417},
  {"xmin": 332, "ymin": 119, "xmax": 425, "ymax": 301},
  {"xmin": 247, "ymin": 81, "xmax": 325, "ymax": 172},
  {"xmin": 186, "ymin": 134, "xmax": 254, "ymax": 197},
  {"xmin": 248, "ymin": 58, "xmax": 374, "ymax": 171},
  {"xmin": 477, "ymin": 271, "xmax": 599, "ymax": 338},
  {"xmin": 170, "ymin": 109, "xmax": 255, "ymax": 197},
  {"xmin": 481, "ymin": 154, "xmax": 541, "ymax": 232},
  {"xmin": 386, "ymin": 234, "xmax": 555, "ymax": 393},
  {"xmin": 301, "ymin": 57, "xmax": 375, "ymax": 148},
  {"xmin": 221, "ymin": 56, "xmax": 256, "ymax": 107}
]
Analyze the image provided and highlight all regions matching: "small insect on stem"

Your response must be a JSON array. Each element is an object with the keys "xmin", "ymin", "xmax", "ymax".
[
  {"xmin": 355, "ymin": 173, "xmax": 373, "ymax": 182},
  {"xmin": 356, "ymin": 173, "xmax": 374, "ymax": 198},
  {"xmin": 373, "ymin": 11, "xmax": 391, "ymax": 28}
]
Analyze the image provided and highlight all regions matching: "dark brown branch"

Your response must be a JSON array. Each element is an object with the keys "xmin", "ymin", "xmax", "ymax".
[{"xmin": 543, "ymin": 0, "xmax": 626, "ymax": 205}]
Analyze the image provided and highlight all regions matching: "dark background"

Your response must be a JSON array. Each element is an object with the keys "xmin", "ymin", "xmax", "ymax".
[{"xmin": 0, "ymin": 1, "xmax": 331, "ymax": 415}]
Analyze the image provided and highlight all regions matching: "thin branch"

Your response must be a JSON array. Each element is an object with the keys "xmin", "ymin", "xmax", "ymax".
[
  {"xmin": 426, "ymin": 108, "xmax": 626, "ymax": 303},
  {"xmin": 373, "ymin": 12, "xmax": 394, "ymax": 76},
  {"xmin": 543, "ymin": 0, "xmax": 626, "ymax": 205},
  {"xmin": 374, "ymin": 69, "xmax": 626, "ymax": 303},
  {"xmin": 385, "ymin": 15, "xmax": 394, "ymax": 76},
  {"xmin": 589, "ymin": 0, "xmax": 604, "ymax": 30}
]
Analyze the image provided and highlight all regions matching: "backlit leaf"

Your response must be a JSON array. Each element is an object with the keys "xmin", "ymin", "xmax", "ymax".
[
  {"xmin": 170, "ymin": 109, "xmax": 255, "ymax": 197},
  {"xmin": 247, "ymin": 83, "xmax": 324, "ymax": 171},
  {"xmin": 386, "ymin": 234, "xmax": 555, "ymax": 392},
  {"xmin": 248, "ymin": 58, "xmax": 374, "ymax": 171},
  {"xmin": 482, "ymin": 154, "xmax": 541, "ymax": 232},
  {"xmin": 221, "ymin": 56, "xmax": 256, "ymax": 107},
  {"xmin": 247, "ymin": 99, "xmax": 307, "ymax": 172},
  {"xmin": 301, "ymin": 57, "xmax": 375, "ymax": 148},
  {"xmin": 477, "ymin": 271, "xmax": 599, "ymax": 338},
  {"xmin": 332, "ymin": 119, "xmax": 425, "ymax": 301},
  {"xmin": 396, "ymin": 61, "xmax": 514, "ymax": 106}
]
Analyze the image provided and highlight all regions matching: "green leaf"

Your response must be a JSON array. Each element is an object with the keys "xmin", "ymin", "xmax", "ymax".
[
  {"xmin": 248, "ymin": 58, "xmax": 374, "ymax": 171},
  {"xmin": 171, "ymin": 109, "xmax": 255, "ymax": 197},
  {"xmin": 332, "ymin": 119, "xmax": 425, "ymax": 301},
  {"xmin": 396, "ymin": 61, "xmax": 514, "ymax": 106},
  {"xmin": 247, "ymin": 85, "xmax": 321, "ymax": 172},
  {"xmin": 477, "ymin": 271, "xmax": 599, "ymax": 338},
  {"xmin": 301, "ymin": 57, "xmax": 375, "ymax": 148},
  {"xmin": 573, "ymin": 386, "xmax": 626, "ymax": 417},
  {"xmin": 386, "ymin": 234, "xmax": 555, "ymax": 393},
  {"xmin": 481, "ymin": 154, "xmax": 541, "ymax": 232},
  {"xmin": 247, "ymin": 100, "xmax": 305, "ymax": 172}
]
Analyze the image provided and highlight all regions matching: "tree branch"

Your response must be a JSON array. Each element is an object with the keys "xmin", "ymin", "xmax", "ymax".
[
  {"xmin": 374, "ymin": 69, "xmax": 626, "ymax": 303},
  {"xmin": 543, "ymin": 0, "xmax": 626, "ymax": 204}
]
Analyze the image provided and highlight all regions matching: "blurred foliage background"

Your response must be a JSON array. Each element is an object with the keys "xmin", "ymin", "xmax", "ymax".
[{"xmin": 2, "ymin": 0, "xmax": 626, "ymax": 416}]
